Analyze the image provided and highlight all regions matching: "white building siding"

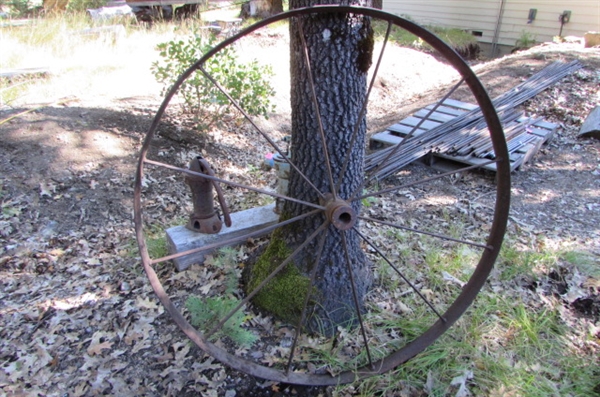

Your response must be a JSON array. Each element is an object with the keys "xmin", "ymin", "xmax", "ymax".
[
  {"xmin": 499, "ymin": 1, "xmax": 600, "ymax": 46},
  {"xmin": 383, "ymin": 1, "xmax": 600, "ymax": 48}
]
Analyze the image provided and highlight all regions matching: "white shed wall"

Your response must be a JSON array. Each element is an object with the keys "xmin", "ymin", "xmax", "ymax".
[{"xmin": 383, "ymin": 1, "xmax": 600, "ymax": 48}]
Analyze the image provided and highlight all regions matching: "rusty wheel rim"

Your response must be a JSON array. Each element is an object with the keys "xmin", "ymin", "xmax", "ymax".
[{"xmin": 134, "ymin": 6, "xmax": 510, "ymax": 385}]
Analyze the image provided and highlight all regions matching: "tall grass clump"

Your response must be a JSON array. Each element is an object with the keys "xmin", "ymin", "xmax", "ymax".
[{"xmin": 0, "ymin": 12, "xmax": 167, "ymax": 105}]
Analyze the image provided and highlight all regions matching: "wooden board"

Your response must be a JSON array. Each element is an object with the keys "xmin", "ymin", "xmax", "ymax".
[
  {"xmin": 370, "ymin": 98, "xmax": 473, "ymax": 148},
  {"xmin": 166, "ymin": 203, "xmax": 278, "ymax": 271},
  {"xmin": 423, "ymin": 104, "xmax": 469, "ymax": 117},
  {"xmin": 438, "ymin": 98, "xmax": 477, "ymax": 111},
  {"xmin": 414, "ymin": 109, "xmax": 457, "ymax": 123},
  {"xmin": 387, "ymin": 124, "xmax": 428, "ymax": 136}
]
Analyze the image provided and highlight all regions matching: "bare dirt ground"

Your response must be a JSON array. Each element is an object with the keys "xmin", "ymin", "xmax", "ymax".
[{"xmin": 1, "ymin": 30, "xmax": 599, "ymax": 397}]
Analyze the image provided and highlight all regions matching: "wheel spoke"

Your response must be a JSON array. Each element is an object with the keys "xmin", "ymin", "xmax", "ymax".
[
  {"xmin": 351, "ymin": 77, "xmax": 466, "ymax": 200},
  {"xmin": 150, "ymin": 209, "xmax": 321, "ymax": 265},
  {"xmin": 355, "ymin": 158, "xmax": 499, "ymax": 201},
  {"xmin": 336, "ymin": 20, "xmax": 392, "ymax": 196},
  {"xmin": 286, "ymin": 223, "xmax": 330, "ymax": 374},
  {"xmin": 296, "ymin": 19, "xmax": 337, "ymax": 197},
  {"xmin": 341, "ymin": 230, "xmax": 373, "ymax": 368},
  {"xmin": 143, "ymin": 158, "xmax": 325, "ymax": 211},
  {"xmin": 198, "ymin": 65, "xmax": 325, "ymax": 200},
  {"xmin": 353, "ymin": 227, "xmax": 446, "ymax": 322},
  {"xmin": 359, "ymin": 215, "xmax": 492, "ymax": 250},
  {"xmin": 205, "ymin": 220, "xmax": 330, "ymax": 340}
]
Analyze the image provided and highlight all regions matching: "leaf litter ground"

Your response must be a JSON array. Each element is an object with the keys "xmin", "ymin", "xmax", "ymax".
[{"xmin": 1, "ymin": 35, "xmax": 599, "ymax": 396}]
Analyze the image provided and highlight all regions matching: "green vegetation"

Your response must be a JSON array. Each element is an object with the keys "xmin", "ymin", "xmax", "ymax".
[
  {"xmin": 1, "ymin": 0, "xmax": 39, "ymax": 18},
  {"xmin": 430, "ymin": 26, "xmax": 478, "ymax": 50},
  {"xmin": 373, "ymin": 19, "xmax": 478, "ymax": 56},
  {"xmin": 1, "ymin": 13, "xmax": 94, "ymax": 62},
  {"xmin": 151, "ymin": 32, "xmax": 275, "ymax": 130},
  {"xmin": 186, "ymin": 295, "xmax": 257, "ymax": 347},
  {"xmin": 333, "ymin": 291, "xmax": 598, "ymax": 396},
  {"xmin": 515, "ymin": 30, "xmax": 537, "ymax": 49},
  {"xmin": 67, "ymin": 0, "xmax": 107, "ymax": 12},
  {"xmin": 562, "ymin": 250, "xmax": 600, "ymax": 278},
  {"xmin": 241, "ymin": 17, "xmax": 289, "ymax": 30},
  {"xmin": 145, "ymin": 227, "xmax": 168, "ymax": 259},
  {"xmin": 186, "ymin": 247, "xmax": 258, "ymax": 347},
  {"xmin": 258, "ymin": 205, "xmax": 600, "ymax": 394},
  {"xmin": 330, "ymin": 227, "xmax": 600, "ymax": 396},
  {"xmin": 246, "ymin": 237, "xmax": 312, "ymax": 323}
]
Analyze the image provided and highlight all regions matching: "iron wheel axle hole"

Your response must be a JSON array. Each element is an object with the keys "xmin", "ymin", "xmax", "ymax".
[
  {"xmin": 326, "ymin": 198, "xmax": 356, "ymax": 231},
  {"xmin": 338, "ymin": 211, "xmax": 352, "ymax": 225}
]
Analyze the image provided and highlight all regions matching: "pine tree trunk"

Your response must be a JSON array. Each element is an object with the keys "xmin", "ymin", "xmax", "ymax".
[{"xmin": 248, "ymin": 0, "xmax": 374, "ymax": 336}]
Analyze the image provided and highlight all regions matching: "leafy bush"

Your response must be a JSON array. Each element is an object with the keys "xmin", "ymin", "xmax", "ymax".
[
  {"xmin": 151, "ymin": 32, "xmax": 275, "ymax": 130},
  {"xmin": 67, "ymin": 0, "xmax": 108, "ymax": 12},
  {"xmin": 5, "ymin": 0, "xmax": 37, "ymax": 17},
  {"xmin": 515, "ymin": 30, "xmax": 536, "ymax": 48}
]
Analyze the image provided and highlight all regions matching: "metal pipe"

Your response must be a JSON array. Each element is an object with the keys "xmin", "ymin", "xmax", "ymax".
[
  {"xmin": 491, "ymin": 0, "xmax": 507, "ymax": 58},
  {"xmin": 365, "ymin": 61, "xmax": 582, "ymax": 180}
]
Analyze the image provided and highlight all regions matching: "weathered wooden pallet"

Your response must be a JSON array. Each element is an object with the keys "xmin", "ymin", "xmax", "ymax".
[
  {"xmin": 369, "ymin": 99, "xmax": 557, "ymax": 172},
  {"xmin": 371, "ymin": 99, "xmax": 477, "ymax": 147}
]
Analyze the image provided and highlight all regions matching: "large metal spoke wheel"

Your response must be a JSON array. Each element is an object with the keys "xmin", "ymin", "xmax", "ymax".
[{"xmin": 134, "ymin": 6, "xmax": 510, "ymax": 386}]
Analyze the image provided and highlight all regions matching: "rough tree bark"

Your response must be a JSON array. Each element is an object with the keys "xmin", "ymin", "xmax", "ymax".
[{"xmin": 247, "ymin": 0, "xmax": 374, "ymax": 336}]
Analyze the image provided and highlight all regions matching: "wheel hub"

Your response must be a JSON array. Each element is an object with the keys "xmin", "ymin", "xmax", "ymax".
[{"xmin": 323, "ymin": 194, "xmax": 356, "ymax": 230}]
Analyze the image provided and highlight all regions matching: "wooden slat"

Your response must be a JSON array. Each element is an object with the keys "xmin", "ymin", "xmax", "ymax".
[
  {"xmin": 370, "ymin": 132, "xmax": 404, "ymax": 146},
  {"xmin": 423, "ymin": 104, "xmax": 468, "ymax": 117},
  {"xmin": 398, "ymin": 116, "xmax": 442, "ymax": 130},
  {"xmin": 532, "ymin": 120, "xmax": 558, "ymax": 130},
  {"xmin": 520, "ymin": 138, "xmax": 545, "ymax": 165},
  {"xmin": 528, "ymin": 127, "xmax": 554, "ymax": 140},
  {"xmin": 387, "ymin": 123, "xmax": 428, "ymax": 136},
  {"xmin": 440, "ymin": 98, "xmax": 478, "ymax": 111},
  {"xmin": 414, "ymin": 109, "xmax": 457, "ymax": 123},
  {"xmin": 431, "ymin": 153, "xmax": 499, "ymax": 172}
]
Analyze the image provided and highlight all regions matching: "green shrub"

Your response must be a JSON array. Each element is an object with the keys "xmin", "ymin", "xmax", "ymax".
[
  {"xmin": 515, "ymin": 30, "xmax": 536, "ymax": 48},
  {"xmin": 5, "ymin": 0, "xmax": 37, "ymax": 17},
  {"xmin": 151, "ymin": 32, "xmax": 275, "ymax": 130},
  {"xmin": 67, "ymin": 0, "xmax": 108, "ymax": 12}
]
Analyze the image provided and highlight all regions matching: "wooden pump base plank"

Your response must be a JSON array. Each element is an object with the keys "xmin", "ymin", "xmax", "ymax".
[{"xmin": 166, "ymin": 203, "xmax": 279, "ymax": 271}]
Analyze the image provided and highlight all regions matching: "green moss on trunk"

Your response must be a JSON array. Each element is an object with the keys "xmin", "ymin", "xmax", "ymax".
[{"xmin": 246, "ymin": 235, "xmax": 312, "ymax": 323}]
